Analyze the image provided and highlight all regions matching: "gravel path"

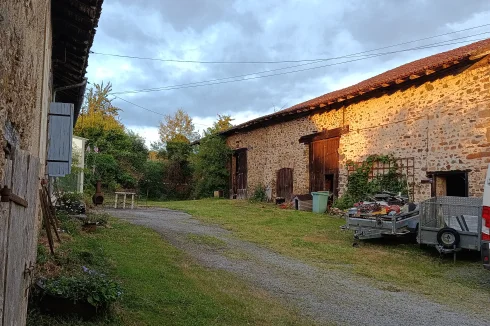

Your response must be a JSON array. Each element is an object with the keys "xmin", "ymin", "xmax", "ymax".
[{"xmin": 107, "ymin": 208, "xmax": 487, "ymax": 326}]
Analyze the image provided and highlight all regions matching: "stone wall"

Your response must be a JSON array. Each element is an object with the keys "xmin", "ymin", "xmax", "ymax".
[
  {"xmin": 0, "ymin": 0, "xmax": 52, "ymax": 181},
  {"xmin": 227, "ymin": 57, "xmax": 490, "ymax": 202}
]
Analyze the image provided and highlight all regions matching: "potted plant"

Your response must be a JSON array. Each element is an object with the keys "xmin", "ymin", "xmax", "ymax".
[{"xmin": 37, "ymin": 268, "xmax": 122, "ymax": 319}]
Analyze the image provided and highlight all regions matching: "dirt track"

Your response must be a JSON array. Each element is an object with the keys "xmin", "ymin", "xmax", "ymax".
[{"xmin": 107, "ymin": 208, "xmax": 488, "ymax": 326}]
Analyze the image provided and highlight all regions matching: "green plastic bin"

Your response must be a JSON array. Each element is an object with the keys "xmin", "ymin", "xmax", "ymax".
[{"xmin": 311, "ymin": 191, "xmax": 330, "ymax": 213}]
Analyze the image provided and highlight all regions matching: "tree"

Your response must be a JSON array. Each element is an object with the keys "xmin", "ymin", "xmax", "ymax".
[
  {"xmin": 191, "ymin": 134, "xmax": 231, "ymax": 198},
  {"xmin": 74, "ymin": 82, "xmax": 149, "ymax": 192},
  {"xmin": 75, "ymin": 82, "xmax": 124, "ymax": 139},
  {"xmin": 204, "ymin": 114, "xmax": 234, "ymax": 136},
  {"xmin": 158, "ymin": 109, "xmax": 199, "ymax": 143},
  {"xmin": 139, "ymin": 161, "xmax": 167, "ymax": 199}
]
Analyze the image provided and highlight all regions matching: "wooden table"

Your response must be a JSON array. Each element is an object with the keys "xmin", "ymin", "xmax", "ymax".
[{"xmin": 114, "ymin": 192, "xmax": 136, "ymax": 209}]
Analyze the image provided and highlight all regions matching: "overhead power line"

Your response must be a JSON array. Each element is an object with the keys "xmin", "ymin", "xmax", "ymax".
[
  {"xmin": 112, "ymin": 95, "xmax": 211, "ymax": 127},
  {"xmin": 111, "ymin": 35, "xmax": 489, "ymax": 95},
  {"xmin": 91, "ymin": 23, "xmax": 490, "ymax": 64}
]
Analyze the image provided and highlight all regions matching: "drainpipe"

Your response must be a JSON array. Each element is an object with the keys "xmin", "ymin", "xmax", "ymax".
[{"xmin": 53, "ymin": 78, "xmax": 87, "ymax": 102}]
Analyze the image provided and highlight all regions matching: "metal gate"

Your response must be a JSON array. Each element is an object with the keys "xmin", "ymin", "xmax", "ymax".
[
  {"xmin": 276, "ymin": 168, "xmax": 293, "ymax": 201},
  {"xmin": 0, "ymin": 147, "xmax": 40, "ymax": 325}
]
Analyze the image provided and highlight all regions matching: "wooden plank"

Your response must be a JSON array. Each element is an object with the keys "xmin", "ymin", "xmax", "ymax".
[
  {"xmin": 0, "ymin": 155, "xmax": 13, "ymax": 324},
  {"xmin": 299, "ymin": 126, "xmax": 349, "ymax": 144},
  {"xmin": 23, "ymin": 152, "xmax": 40, "ymax": 320},
  {"xmin": 3, "ymin": 148, "xmax": 29, "ymax": 326},
  {"xmin": 49, "ymin": 102, "xmax": 73, "ymax": 115}
]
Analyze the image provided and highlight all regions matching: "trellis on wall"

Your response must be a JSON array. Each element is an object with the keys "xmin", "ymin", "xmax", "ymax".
[{"xmin": 347, "ymin": 157, "xmax": 415, "ymax": 200}]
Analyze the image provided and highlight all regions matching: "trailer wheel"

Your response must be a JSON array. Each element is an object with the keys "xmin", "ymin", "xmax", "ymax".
[{"xmin": 436, "ymin": 228, "xmax": 460, "ymax": 248}]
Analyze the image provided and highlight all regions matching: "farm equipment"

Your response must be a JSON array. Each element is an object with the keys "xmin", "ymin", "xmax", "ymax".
[{"xmin": 345, "ymin": 192, "xmax": 419, "ymax": 240}]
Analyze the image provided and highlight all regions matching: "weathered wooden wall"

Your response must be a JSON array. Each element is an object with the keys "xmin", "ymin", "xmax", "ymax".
[{"xmin": 0, "ymin": 148, "xmax": 40, "ymax": 326}]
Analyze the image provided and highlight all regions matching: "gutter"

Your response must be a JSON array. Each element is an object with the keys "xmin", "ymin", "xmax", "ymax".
[{"xmin": 52, "ymin": 78, "xmax": 87, "ymax": 126}]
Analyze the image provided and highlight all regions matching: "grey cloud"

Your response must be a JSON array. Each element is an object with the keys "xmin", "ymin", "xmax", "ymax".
[{"xmin": 87, "ymin": 0, "xmax": 490, "ymax": 130}]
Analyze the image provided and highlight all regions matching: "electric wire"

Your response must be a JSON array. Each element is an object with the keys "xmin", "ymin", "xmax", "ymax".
[{"xmin": 91, "ymin": 23, "xmax": 490, "ymax": 64}]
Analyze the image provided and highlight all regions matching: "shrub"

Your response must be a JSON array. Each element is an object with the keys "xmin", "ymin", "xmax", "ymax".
[
  {"xmin": 41, "ymin": 270, "xmax": 122, "ymax": 308},
  {"xmin": 249, "ymin": 184, "xmax": 267, "ymax": 203},
  {"xmin": 334, "ymin": 154, "xmax": 409, "ymax": 208},
  {"xmin": 56, "ymin": 192, "xmax": 85, "ymax": 215},
  {"xmin": 332, "ymin": 194, "xmax": 355, "ymax": 210}
]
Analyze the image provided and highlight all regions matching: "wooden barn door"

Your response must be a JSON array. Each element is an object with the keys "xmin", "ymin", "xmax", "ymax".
[
  {"xmin": 276, "ymin": 168, "xmax": 293, "ymax": 201},
  {"xmin": 309, "ymin": 137, "xmax": 339, "ymax": 196},
  {"xmin": 233, "ymin": 149, "xmax": 247, "ymax": 199},
  {"xmin": 0, "ymin": 147, "xmax": 40, "ymax": 325}
]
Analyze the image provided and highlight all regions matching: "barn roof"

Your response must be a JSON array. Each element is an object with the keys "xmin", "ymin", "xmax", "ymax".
[
  {"xmin": 222, "ymin": 38, "xmax": 490, "ymax": 135},
  {"xmin": 51, "ymin": 0, "xmax": 103, "ymax": 124}
]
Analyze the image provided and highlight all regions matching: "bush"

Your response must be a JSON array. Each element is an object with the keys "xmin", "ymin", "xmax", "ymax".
[
  {"xmin": 56, "ymin": 193, "xmax": 85, "ymax": 215},
  {"xmin": 332, "ymin": 194, "xmax": 355, "ymax": 210},
  {"xmin": 249, "ymin": 184, "xmax": 267, "ymax": 203},
  {"xmin": 41, "ymin": 270, "xmax": 122, "ymax": 308}
]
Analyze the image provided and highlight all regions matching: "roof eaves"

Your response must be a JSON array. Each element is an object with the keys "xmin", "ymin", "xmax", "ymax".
[{"xmin": 222, "ymin": 38, "xmax": 490, "ymax": 136}]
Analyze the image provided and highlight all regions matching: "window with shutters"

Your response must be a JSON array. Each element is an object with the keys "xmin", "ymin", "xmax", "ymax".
[{"xmin": 47, "ymin": 103, "xmax": 74, "ymax": 177}]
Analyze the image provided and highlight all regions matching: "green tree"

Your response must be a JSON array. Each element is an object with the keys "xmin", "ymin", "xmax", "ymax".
[
  {"xmin": 192, "ymin": 134, "xmax": 231, "ymax": 198},
  {"xmin": 75, "ymin": 82, "xmax": 149, "ymax": 192},
  {"xmin": 139, "ymin": 161, "xmax": 167, "ymax": 199},
  {"xmin": 204, "ymin": 114, "xmax": 234, "ymax": 136},
  {"xmin": 159, "ymin": 109, "xmax": 199, "ymax": 143}
]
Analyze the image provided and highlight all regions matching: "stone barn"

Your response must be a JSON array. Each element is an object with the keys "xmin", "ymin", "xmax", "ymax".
[
  {"xmin": 0, "ymin": 1, "xmax": 102, "ymax": 324},
  {"xmin": 222, "ymin": 39, "xmax": 490, "ymax": 203}
]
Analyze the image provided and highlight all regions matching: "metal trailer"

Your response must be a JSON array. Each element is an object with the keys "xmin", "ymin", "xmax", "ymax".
[
  {"xmin": 418, "ymin": 196, "xmax": 482, "ymax": 255},
  {"xmin": 346, "ymin": 209, "xmax": 419, "ymax": 240}
]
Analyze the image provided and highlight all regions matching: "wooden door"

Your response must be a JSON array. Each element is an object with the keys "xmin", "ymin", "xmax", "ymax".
[
  {"xmin": 233, "ymin": 149, "xmax": 247, "ymax": 199},
  {"xmin": 309, "ymin": 137, "xmax": 340, "ymax": 195},
  {"xmin": 276, "ymin": 168, "xmax": 293, "ymax": 201},
  {"xmin": 0, "ymin": 147, "xmax": 40, "ymax": 325}
]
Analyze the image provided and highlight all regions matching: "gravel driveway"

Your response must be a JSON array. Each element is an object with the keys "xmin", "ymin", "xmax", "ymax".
[{"xmin": 107, "ymin": 208, "xmax": 487, "ymax": 326}]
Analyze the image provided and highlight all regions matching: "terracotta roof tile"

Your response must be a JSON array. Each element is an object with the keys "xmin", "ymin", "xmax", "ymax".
[{"xmin": 224, "ymin": 38, "xmax": 490, "ymax": 134}]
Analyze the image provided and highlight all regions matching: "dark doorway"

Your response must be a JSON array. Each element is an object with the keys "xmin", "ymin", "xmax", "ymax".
[
  {"xmin": 276, "ymin": 168, "xmax": 293, "ymax": 201},
  {"xmin": 309, "ymin": 137, "xmax": 339, "ymax": 196},
  {"xmin": 325, "ymin": 174, "xmax": 334, "ymax": 193},
  {"xmin": 429, "ymin": 171, "xmax": 468, "ymax": 197}
]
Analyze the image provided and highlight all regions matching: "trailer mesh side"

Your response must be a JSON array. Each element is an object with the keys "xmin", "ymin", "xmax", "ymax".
[{"xmin": 419, "ymin": 196, "xmax": 482, "ymax": 229}]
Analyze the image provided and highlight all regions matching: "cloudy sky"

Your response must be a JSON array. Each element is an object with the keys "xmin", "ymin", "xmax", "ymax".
[{"xmin": 86, "ymin": 0, "xmax": 490, "ymax": 145}]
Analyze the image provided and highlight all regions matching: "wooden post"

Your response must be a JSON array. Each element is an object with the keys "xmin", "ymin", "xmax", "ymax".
[
  {"xmin": 131, "ymin": 194, "xmax": 134, "ymax": 209},
  {"xmin": 114, "ymin": 193, "xmax": 118, "ymax": 208},
  {"xmin": 123, "ymin": 194, "xmax": 126, "ymax": 209}
]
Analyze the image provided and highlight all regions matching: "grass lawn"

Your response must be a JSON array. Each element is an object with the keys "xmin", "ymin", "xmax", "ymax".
[
  {"xmin": 150, "ymin": 199, "xmax": 490, "ymax": 312},
  {"xmin": 28, "ymin": 218, "xmax": 309, "ymax": 326}
]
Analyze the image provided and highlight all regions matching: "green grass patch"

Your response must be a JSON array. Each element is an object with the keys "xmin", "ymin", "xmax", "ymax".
[
  {"xmin": 29, "ymin": 216, "xmax": 308, "ymax": 326},
  {"xmin": 186, "ymin": 234, "xmax": 227, "ymax": 248},
  {"xmin": 149, "ymin": 198, "xmax": 490, "ymax": 312}
]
